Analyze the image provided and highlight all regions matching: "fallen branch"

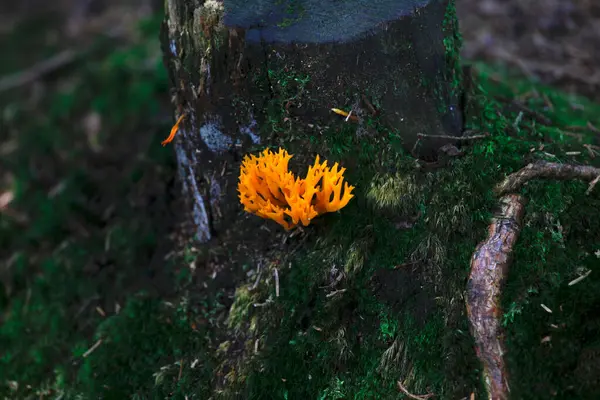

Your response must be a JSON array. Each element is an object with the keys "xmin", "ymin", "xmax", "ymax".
[
  {"xmin": 467, "ymin": 193, "xmax": 527, "ymax": 400},
  {"xmin": 0, "ymin": 50, "xmax": 78, "ymax": 93},
  {"xmin": 495, "ymin": 161, "xmax": 600, "ymax": 196}
]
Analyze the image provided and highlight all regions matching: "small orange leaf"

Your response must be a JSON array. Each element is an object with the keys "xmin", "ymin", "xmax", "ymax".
[
  {"xmin": 161, "ymin": 113, "xmax": 186, "ymax": 146},
  {"xmin": 331, "ymin": 108, "xmax": 349, "ymax": 117}
]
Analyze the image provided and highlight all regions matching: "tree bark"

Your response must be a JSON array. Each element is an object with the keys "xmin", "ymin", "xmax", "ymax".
[{"xmin": 160, "ymin": 0, "xmax": 464, "ymax": 242}]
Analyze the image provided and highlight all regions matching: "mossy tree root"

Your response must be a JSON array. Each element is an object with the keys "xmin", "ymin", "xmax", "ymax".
[
  {"xmin": 467, "ymin": 161, "xmax": 600, "ymax": 400},
  {"xmin": 494, "ymin": 160, "xmax": 600, "ymax": 196},
  {"xmin": 467, "ymin": 193, "xmax": 526, "ymax": 400}
]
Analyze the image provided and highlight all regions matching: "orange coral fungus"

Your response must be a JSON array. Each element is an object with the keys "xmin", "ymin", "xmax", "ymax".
[{"xmin": 238, "ymin": 148, "xmax": 355, "ymax": 230}]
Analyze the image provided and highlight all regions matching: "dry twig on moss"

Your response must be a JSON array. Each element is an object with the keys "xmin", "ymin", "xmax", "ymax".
[
  {"xmin": 494, "ymin": 161, "xmax": 600, "ymax": 196},
  {"xmin": 416, "ymin": 131, "xmax": 490, "ymax": 141},
  {"xmin": 467, "ymin": 193, "xmax": 527, "ymax": 400},
  {"xmin": 396, "ymin": 380, "xmax": 434, "ymax": 400}
]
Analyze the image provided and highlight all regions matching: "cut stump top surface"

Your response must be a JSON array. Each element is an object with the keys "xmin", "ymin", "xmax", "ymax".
[{"xmin": 223, "ymin": 0, "xmax": 433, "ymax": 43}]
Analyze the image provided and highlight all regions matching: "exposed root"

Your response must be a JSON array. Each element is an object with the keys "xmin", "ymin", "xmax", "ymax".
[
  {"xmin": 470, "ymin": 159, "xmax": 600, "ymax": 399},
  {"xmin": 467, "ymin": 194, "xmax": 527, "ymax": 400},
  {"xmin": 494, "ymin": 161, "xmax": 600, "ymax": 196}
]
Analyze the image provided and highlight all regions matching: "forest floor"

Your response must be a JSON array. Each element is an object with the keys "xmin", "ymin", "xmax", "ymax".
[{"xmin": 1, "ymin": 0, "xmax": 599, "ymax": 399}]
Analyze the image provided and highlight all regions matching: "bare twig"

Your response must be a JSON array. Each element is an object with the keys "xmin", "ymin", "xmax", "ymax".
[
  {"xmin": 274, "ymin": 268, "xmax": 280, "ymax": 298},
  {"xmin": 568, "ymin": 270, "xmax": 592, "ymax": 286},
  {"xmin": 82, "ymin": 338, "xmax": 103, "ymax": 358},
  {"xmin": 583, "ymin": 144, "xmax": 599, "ymax": 159},
  {"xmin": 586, "ymin": 174, "xmax": 600, "ymax": 195},
  {"xmin": 411, "ymin": 138, "xmax": 421, "ymax": 158},
  {"xmin": 495, "ymin": 161, "xmax": 600, "ymax": 196},
  {"xmin": 250, "ymin": 261, "xmax": 263, "ymax": 291},
  {"xmin": 540, "ymin": 304, "xmax": 553, "ymax": 313},
  {"xmin": 587, "ymin": 121, "xmax": 600, "ymax": 134},
  {"xmin": 417, "ymin": 132, "xmax": 490, "ymax": 141},
  {"xmin": 396, "ymin": 380, "xmax": 434, "ymax": 400},
  {"xmin": 178, "ymin": 359, "xmax": 184, "ymax": 381},
  {"xmin": 0, "ymin": 50, "xmax": 78, "ymax": 93},
  {"xmin": 253, "ymin": 298, "xmax": 274, "ymax": 308}
]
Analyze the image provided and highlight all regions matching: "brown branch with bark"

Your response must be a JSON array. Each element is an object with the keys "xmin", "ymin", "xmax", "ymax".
[
  {"xmin": 467, "ymin": 161, "xmax": 600, "ymax": 400},
  {"xmin": 467, "ymin": 194, "xmax": 526, "ymax": 400},
  {"xmin": 495, "ymin": 161, "xmax": 600, "ymax": 196}
]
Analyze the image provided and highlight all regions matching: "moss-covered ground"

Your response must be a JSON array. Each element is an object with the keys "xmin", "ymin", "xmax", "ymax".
[{"xmin": 2, "ymin": 8, "xmax": 600, "ymax": 400}]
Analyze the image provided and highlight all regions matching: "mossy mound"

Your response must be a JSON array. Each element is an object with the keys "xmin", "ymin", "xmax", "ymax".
[{"xmin": 212, "ymin": 62, "xmax": 600, "ymax": 399}]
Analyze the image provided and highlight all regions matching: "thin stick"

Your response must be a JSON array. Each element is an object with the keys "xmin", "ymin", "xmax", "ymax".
[
  {"xmin": 583, "ymin": 144, "xmax": 599, "ymax": 159},
  {"xmin": 568, "ymin": 270, "xmax": 592, "ymax": 286},
  {"xmin": 253, "ymin": 298, "xmax": 274, "ymax": 308},
  {"xmin": 83, "ymin": 339, "xmax": 103, "ymax": 358},
  {"xmin": 396, "ymin": 380, "xmax": 434, "ymax": 400},
  {"xmin": 345, "ymin": 110, "xmax": 353, "ymax": 122},
  {"xmin": 250, "ymin": 261, "xmax": 263, "ymax": 291},
  {"xmin": 585, "ymin": 174, "xmax": 600, "ymax": 195},
  {"xmin": 587, "ymin": 121, "xmax": 600, "ymax": 134},
  {"xmin": 411, "ymin": 138, "xmax": 421, "ymax": 158},
  {"xmin": 0, "ymin": 50, "xmax": 78, "ymax": 93},
  {"xmin": 416, "ymin": 132, "xmax": 490, "ymax": 141},
  {"xmin": 274, "ymin": 268, "xmax": 280, "ymax": 298},
  {"xmin": 178, "ymin": 359, "xmax": 184, "ymax": 381}
]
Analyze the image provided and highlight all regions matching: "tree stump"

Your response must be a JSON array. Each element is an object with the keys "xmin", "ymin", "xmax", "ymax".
[{"xmin": 160, "ymin": 0, "xmax": 464, "ymax": 242}]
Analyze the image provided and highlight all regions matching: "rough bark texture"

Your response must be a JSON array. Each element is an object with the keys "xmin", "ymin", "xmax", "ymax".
[
  {"xmin": 160, "ymin": 0, "xmax": 464, "ymax": 243},
  {"xmin": 466, "ymin": 194, "xmax": 527, "ymax": 400},
  {"xmin": 468, "ymin": 160, "xmax": 600, "ymax": 400}
]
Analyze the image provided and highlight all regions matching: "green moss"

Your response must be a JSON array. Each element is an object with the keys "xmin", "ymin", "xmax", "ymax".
[
  {"xmin": 432, "ymin": 0, "xmax": 463, "ymax": 115},
  {"xmin": 219, "ymin": 61, "xmax": 600, "ymax": 399},
  {"xmin": 227, "ymin": 286, "xmax": 260, "ymax": 333},
  {"xmin": 5, "ymin": 3, "xmax": 600, "ymax": 398},
  {"xmin": 442, "ymin": 0, "xmax": 463, "ymax": 94},
  {"xmin": 275, "ymin": 0, "xmax": 306, "ymax": 28}
]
